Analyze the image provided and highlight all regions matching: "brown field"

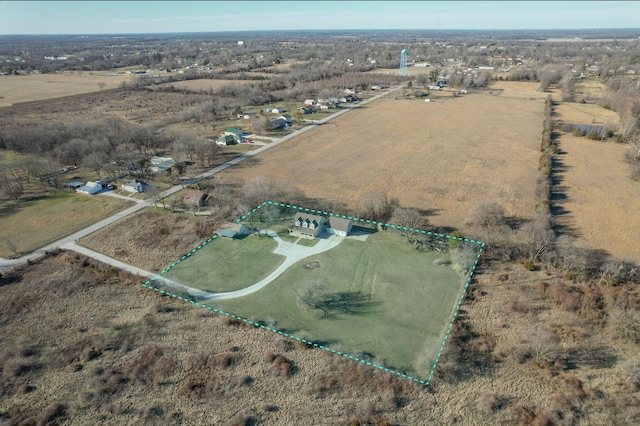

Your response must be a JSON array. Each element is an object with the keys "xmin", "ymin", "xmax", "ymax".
[
  {"xmin": 216, "ymin": 81, "xmax": 545, "ymax": 230},
  {"xmin": 2, "ymin": 243, "xmax": 637, "ymax": 424},
  {"xmin": 555, "ymin": 134, "xmax": 640, "ymax": 260},
  {"xmin": 153, "ymin": 78, "xmax": 253, "ymax": 92},
  {"xmin": 555, "ymin": 101, "xmax": 620, "ymax": 127},
  {"xmin": 0, "ymin": 72, "xmax": 132, "ymax": 107},
  {"xmin": 573, "ymin": 79, "xmax": 608, "ymax": 101}
]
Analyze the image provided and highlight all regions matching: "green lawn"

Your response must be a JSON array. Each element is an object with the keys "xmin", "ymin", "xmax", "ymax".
[
  {"xmin": 159, "ymin": 224, "xmax": 468, "ymax": 380},
  {"xmin": 0, "ymin": 191, "xmax": 132, "ymax": 258},
  {"xmin": 163, "ymin": 236, "xmax": 284, "ymax": 292}
]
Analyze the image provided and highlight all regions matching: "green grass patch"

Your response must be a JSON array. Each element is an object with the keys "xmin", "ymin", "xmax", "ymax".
[
  {"xmin": 163, "ymin": 236, "xmax": 284, "ymax": 292},
  {"xmin": 148, "ymin": 202, "xmax": 482, "ymax": 383},
  {"xmin": 213, "ymin": 231, "xmax": 462, "ymax": 378},
  {"xmin": 0, "ymin": 191, "xmax": 133, "ymax": 257}
]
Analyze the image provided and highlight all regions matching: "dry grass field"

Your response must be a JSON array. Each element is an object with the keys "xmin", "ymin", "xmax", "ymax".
[
  {"xmin": 216, "ymin": 82, "xmax": 545, "ymax": 230},
  {"xmin": 153, "ymin": 78, "xmax": 253, "ymax": 92},
  {"xmin": 0, "ymin": 72, "xmax": 131, "ymax": 107},
  {"xmin": 555, "ymin": 101, "xmax": 620, "ymax": 128},
  {"xmin": 2, "ymin": 247, "xmax": 637, "ymax": 425},
  {"xmin": 555, "ymin": 134, "xmax": 640, "ymax": 260}
]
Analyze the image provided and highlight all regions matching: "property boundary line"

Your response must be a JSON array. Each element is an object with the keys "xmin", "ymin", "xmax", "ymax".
[{"xmin": 141, "ymin": 200, "xmax": 485, "ymax": 385}]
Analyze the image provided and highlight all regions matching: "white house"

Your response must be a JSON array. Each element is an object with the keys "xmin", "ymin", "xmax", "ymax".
[
  {"xmin": 149, "ymin": 156, "xmax": 176, "ymax": 173},
  {"xmin": 289, "ymin": 213, "xmax": 352, "ymax": 238},
  {"xmin": 123, "ymin": 179, "xmax": 148, "ymax": 193},
  {"xmin": 304, "ymin": 99, "xmax": 316, "ymax": 106},
  {"xmin": 77, "ymin": 180, "xmax": 109, "ymax": 195}
]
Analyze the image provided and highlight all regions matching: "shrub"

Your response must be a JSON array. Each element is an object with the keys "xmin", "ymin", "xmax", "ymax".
[{"xmin": 523, "ymin": 259, "xmax": 535, "ymax": 271}]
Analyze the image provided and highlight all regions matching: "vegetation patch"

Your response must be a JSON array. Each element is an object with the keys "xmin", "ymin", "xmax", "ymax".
[{"xmin": 145, "ymin": 201, "xmax": 484, "ymax": 384}]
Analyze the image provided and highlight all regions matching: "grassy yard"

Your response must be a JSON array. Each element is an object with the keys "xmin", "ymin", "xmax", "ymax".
[
  {"xmin": 163, "ymin": 236, "xmax": 283, "ymax": 292},
  {"xmin": 0, "ymin": 191, "xmax": 132, "ymax": 257},
  {"xmin": 159, "ymin": 225, "xmax": 468, "ymax": 380}
]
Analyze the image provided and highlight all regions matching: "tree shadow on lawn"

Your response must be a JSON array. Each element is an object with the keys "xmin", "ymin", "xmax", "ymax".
[{"xmin": 316, "ymin": 291, "xmax": 382, "ymax": 319}]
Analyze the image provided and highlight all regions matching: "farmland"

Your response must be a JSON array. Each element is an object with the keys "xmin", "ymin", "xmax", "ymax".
[
  {"xmin": 215, "ymin": 82, "xmax": 545, "ymax": 230},
  {"xmin": 0, "ymin": 72, "xmax": 131, "ymax": 107},
  {"xmin": 554, "ymin": 134, "xmax": 640, "ymax": 259}
]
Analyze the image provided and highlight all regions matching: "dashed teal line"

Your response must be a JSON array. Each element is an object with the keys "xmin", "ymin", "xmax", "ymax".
[{"xmin": 141, "ymin": 200, "xmax": 485, "ymax": 386}]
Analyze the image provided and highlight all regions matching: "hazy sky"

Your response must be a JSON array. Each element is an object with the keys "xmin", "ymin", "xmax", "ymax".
[{"xmin": 1, "ymin": 1, "xmax": 639, "ymax": 35}]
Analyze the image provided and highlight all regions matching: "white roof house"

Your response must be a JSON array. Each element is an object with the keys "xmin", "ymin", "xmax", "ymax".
[
  {"xmin": 77, "ymin": 180, "xmax": 109, "ymax": 195},
  {"xmin": 123, "ymin": 179, "xmax": 148, "ymax": 193},
  {"xmin": 149, "ymin": 156, "xmax": 176, "ymax": 173}
]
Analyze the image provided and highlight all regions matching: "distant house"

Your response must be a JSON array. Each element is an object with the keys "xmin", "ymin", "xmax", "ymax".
[
  {"xmin": 304, "ymin": 99, "xmax": 316, "ymax": 106},
  {"xmin": 278, "ymin": 114, "xmax": 293, "ymax": 124},
  {"xmin": 298, "ymin": 106, "xmax": 315, "ymax": 115},
  {"xmin": 289, "ymin": 213, "xmax": 352, "ymax": 238},
  {"xmin": 123, "ymin": 179, "xmax": 148, "ymax": 193},
  {"xmin": 270, "ymin": 117, "xmax": 288, "ymax": 130},
  {"xmin": 224, "ymin": 127, "xmax": 243, "ymax": 138},
  {"xmin": 182, "ymin": 189, "xmax": 210, "ymax": 207},
  {"xmin": 77, "ymin": 180, "xmax": 110, "ymax": 195},
  {"xmin": 237, "ymin": 113, "xmax": 256, "ymax": 120},
  {"xmin": 149, "ymin": 156, "xmax": 176, "ymax": 173},
  {"xmin": 344, "ymin": 88, "xmax": 358, "ymax": 94},
  {"xmin": 216, "ymin": 134, "xmax": 238, "ymax": 146},
  {"xmin": 270, "ymin": 107, "xmax": 286, "ymax": 114}
]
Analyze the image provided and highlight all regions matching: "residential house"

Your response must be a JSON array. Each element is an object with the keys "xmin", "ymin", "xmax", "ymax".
[
  {"xmin": 344, "ymin": 88, "xmax": 358, "ymax": 94},
  {"xmin": 298, "ymin": 106, "xmax": 315, "ymax": 115},
  {"xmin": 149, "ymin": 156, "xmax": 176, "ymax": 173},
  {"xmin": 326, "ymin": 216, "xmax": 353, "ymax": 237},
  {"xmin": 216, "ymin": 134, "xmax": 238, "ymax": 146},
  {"xmin": 304, "ymin": 99, "xmax": 316, "ymax": 106},
  {"xmin": 289, "ymin": 213, "xmax": 352, "ymax": 238},
  {"xmin": 77, "ymin": 180, "xmax": 110, "ymax": 195},
  {"xmin": 291, "ymin": 213, "xmax": 326, "ymax": 238},
  {"xmin": 65, "ymin": 181, "xmax": 84, "ymax": 192},
  {"xmin": 270, "ymin": 117, "xmax": 288, "ymax": 130},
  {"xmin": 224, "ymin": 127, "xmax": 243, "ymax": 138},
  {"xmin": 269, "ymin": 107, "xmax": 286, "ymax": 114},
  {"xmin": 215, "ymin": 223, "xmax": 250, "ymax": 239},
  {"xmin": 123, "ymin": 179, "xmax": 148, "ymax": 193},
  {"xmin": 278, "ymin": 114, "xmax": 292, "ymax": 124}
]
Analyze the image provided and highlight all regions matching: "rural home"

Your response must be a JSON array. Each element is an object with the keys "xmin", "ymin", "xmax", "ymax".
[
  {"xmin": 77, "ymin": 180, "xmax": 110, "ymax": 195},
  {"xmin": 224, "ymin": 127, "xmax": 243, "ymax": 138},
  {"xmin": 304, "ymin": 99, "xmax": 316, "ymax": 106},
  {"xmin": 298, "ymin": 106, "xmax": 315, "ymax": 114},
  {"xmin": 269, "ymin": 107, "xmax": 286, "ymax": 114},
  {"xmin": 182, "ymin": 189, "xmax": 210, "ymax": 207},
  {"xmin": 270, "ymin": 117, "xmax": 288, "ymax": 130},
  {"xmin": 149, "ymin": 156, "xmax": 176, "ymax": 173},
  {"xmin": 289, "ymin": 213, "xmax": 352, "ymax": 239},
  {"xmin": 216, "ymin": 134, "xmax": 238, "ymax": 146},
  {"xmin": 123, "ymin": 179, "xmax": 148, "ymax": 193},
  {"xmin": 278, "ymin": 114, "xmax": 293, "ymax": 124}
]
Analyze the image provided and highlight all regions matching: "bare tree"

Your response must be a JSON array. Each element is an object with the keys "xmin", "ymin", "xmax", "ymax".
[
  {"xmin": 466, "ymin": 200, "xmax": 506, "ymax": 228},
  {"xmin": 295, "ymin": 280, "xmax": 329, "ymax": 317},
  {"xmin": 518, "ymin": 214, "xmax": 554, "ymax": 262}
]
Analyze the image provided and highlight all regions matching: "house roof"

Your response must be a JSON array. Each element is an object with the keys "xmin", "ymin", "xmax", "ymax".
[
  {"xmin": 326, "ymin": 216, "xmax": 352, "ymax": 233},
  {"xmin": 295, "ymin": 213, "xmax": 325, "ymax": 225},
  {"xmin": 224, "ymin": 127, "xmax": 242, "ymax": 134},
  {"xmin": 125, "ymin": 179, "xmax": 147, "ymax": 187},
  {"xmin": 216, "ymin": 228, "xmax": 238, "ymax": 238}
]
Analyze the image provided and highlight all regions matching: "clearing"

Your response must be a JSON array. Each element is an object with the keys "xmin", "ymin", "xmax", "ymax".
[
  {"xmin": 215, "ymin": 81, "xmax": 545, "ymax": 230},
  {"xmin": 0, "ymin": 72, "xmax": 131, "ymax": 107}
]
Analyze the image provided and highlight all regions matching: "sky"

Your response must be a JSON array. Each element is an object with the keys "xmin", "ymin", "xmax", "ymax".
[{"xmin": 0, "ymin": 1, "xmax": 639, "ymax": 35}]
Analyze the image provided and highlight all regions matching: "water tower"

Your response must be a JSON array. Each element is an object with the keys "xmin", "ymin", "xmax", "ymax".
[{"xmin": 400, "ymin": 49, "xmax": 408, "ymax": 76}]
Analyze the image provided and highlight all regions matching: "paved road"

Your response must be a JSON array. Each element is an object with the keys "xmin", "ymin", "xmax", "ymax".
[{"xmin": 0, "ymin": 86, "xmax": 398, "ymax": 274}]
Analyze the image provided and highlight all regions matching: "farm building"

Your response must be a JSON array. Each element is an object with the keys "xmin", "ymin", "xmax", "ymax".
[
  {"xmin": 289, "ymin": 213, "xmax": 352, "ymax": 238},
  {"xmin": 298, "ymin": 106, "xmax": 315, "ymax": 114},
  {"xmin": 123, "ymin": 179, "xmax": 148, "ymax": 193},
  {"xmin": 65, "ymin": 181, "xmax": 84, "ymax": 191},
  {"xmin": 215, "ymin": 223, "xmax": 250, "ymax": 239}
]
